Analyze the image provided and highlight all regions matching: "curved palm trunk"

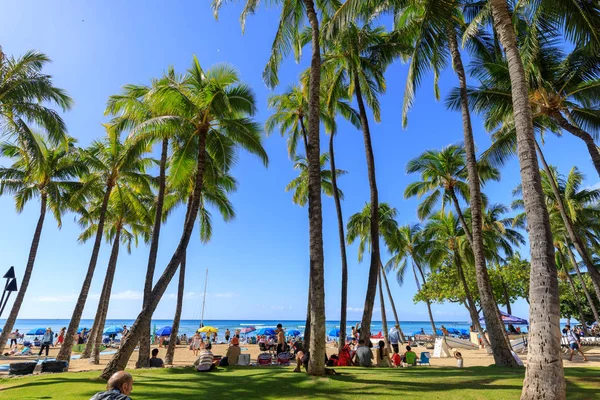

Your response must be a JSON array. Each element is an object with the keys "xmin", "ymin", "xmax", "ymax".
[
  {"xmin": 0, "ymin": 195, "xmax": 47, "ymax": 354},
  {"xmin": 138, "ymin": 138, "xmax": 169, "ymax": 368},
  {"xmin": 499, "ymin": 274, "xmax": 512, "ymax": 315},
  {"xmin": 302, "ymin": 0, "xmax": 326, "ymax": 377},
  {"xmin": 557, "ymin": 248, "xmax": 590, "ymax": 334},
  {"xmin": 91, "ymin": 228, "xmax": 122, "ymax": 364},
  {"xmin": 565, "ymin": 244, "xmax": 600, "ymax": 327},
  {"xmin": 490, "ymin": 1, "xmax": 565, "ymax": 397},
  {"xmin": 100, "ymin": 126, "xmax": 208, "ymax": 379},
  {"xmin": 300, "ymin": 119, "xmax": 312, "ymax": 349},
  {"xmin": 414, "ymin": 260, "xmax": 437, "ymax": 340},
  {"xmin": 165, "ymin": 251, "xmax": 186, "ymax": 365},
  {"xmin": 379, "ymin": 259, "xmax": 405, "ymax": 342},
  {"xmin": 58, "ymin": 182, "xmax": 114, "ymax": 362},
  {"xmin": 378, "ymin": 268, "xmax": 392, "ymax": 353},
  {"xmin": 455, "ymin": 254, "xmax": 491, "ymax": 350},
  {"xmin": 534, "ymin": 140, "xmax": 600, "ymax": 310},
  {"xmin": 329, "ymin": 132, "xmax": 349, "ymax": 351},
  {"xmin": 551, "ymin": 112, "xmax": 600, "ymax": 177},
  {"xmin": 354, "ymin": 76, "xmax": 381, "ymax": 343}
]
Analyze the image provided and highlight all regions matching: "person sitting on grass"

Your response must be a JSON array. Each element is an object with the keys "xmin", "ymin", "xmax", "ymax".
[
  {"xmin": 149, "ymin": 348, "xmax": 164, "ymax": 368},
  {"xmin": 402, "ymin": 345, "xmax": 418, "ymax": 366},
  {"xmin": 292, "ymin": 341, "xmax": 336, "ymax": 375},
  {"xmin": 377, "ymin": 340, "xmax": 393, "ymax": 367},
  {"xmin": 220, "ymin": 336, "xmax": 241, "ymax": 366},
  {"xmin": 353, "ymin": 339, "xmax": 373, "ymax": 367},
  {"xmin": 90, "ymin": 371, "xmax": 133, "ymax": 400},
  {"xmin": 195, "ymin": 343, "xmax": 216, "ymax": 372}
]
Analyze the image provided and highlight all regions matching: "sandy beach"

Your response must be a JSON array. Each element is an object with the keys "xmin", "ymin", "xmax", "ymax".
[{"xmin": 2, "ymin": 341, "xmax": 599, "ymax": 376}]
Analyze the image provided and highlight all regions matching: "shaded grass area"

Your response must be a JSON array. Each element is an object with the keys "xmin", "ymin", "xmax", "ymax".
[{"xmin": 1, "ymin": 366, "xmax": 599, "ymax": 400}]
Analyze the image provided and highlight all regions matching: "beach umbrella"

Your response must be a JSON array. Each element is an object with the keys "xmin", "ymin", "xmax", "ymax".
[
  {"xmin": 460, "ymin": 329, "xmax": 470, "ymax": 336},
  {"xmin": 328, "ymin": 328, "xmax": 340, "ymax": 337},
  {"xmin": 479, "ymin": 311, "xmax": 528, "ymax": 325},
  {"xmin": 256, "ymin": 327, "xmax": 276, "ymax": 336},
  {"xmin": 155, "ymin": 326, "xmax": 172, "ymax": 336},
  {"xmin": 435, "ymin": 329, "xmax": 443, "ymax": 336},
  {"xmin": 412, "ymin": 330, "xmax": 426, "ymax": 336},
  {"xmin": 447, "ymin": 328, "xmax": 460, "ymax": 335},
  {"xmin": 287, "ymin": 329, "xmax": 301, "ymax": 337},
  {"xmin": 27, "ymin": 328, "xmax": 46, "ymax": 335},
  {"xmin": 240, "ymin": 326, "xmax": 256, "ymax": 334},
  {"xmin": 198, "ymin": 326, "xmax": 219, "ymax": 333},
  {"xmin": 103, "ymin": 326, "xmax": 124, "ymax": 335}
]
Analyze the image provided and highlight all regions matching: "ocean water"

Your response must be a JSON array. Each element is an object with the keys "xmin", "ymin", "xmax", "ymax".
[{"xmin": 1, "ymin": 319, "xmax": 472, "ymax": 340}]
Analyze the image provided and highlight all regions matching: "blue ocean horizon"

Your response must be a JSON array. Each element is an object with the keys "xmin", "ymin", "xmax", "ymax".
[{"xmin": 2, "ymin": 318, "xmax": 472, "ymax": 338}]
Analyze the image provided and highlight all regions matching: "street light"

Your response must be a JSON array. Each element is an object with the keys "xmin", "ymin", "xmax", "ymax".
[{"xmin": 0, "ymin": 266, "xmax": 18, "ymax": 317}]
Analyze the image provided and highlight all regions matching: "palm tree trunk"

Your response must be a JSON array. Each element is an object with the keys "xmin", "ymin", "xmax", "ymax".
[
  {"xmin": 165, "ymin": 251, "xmax": 186, "ymax": 365},
  {"xmin": 500, "ymin": 274, "xmax": 512, "ymax": 315},
  {"xmin": 92, "ymin": 228, "xmax": 122, "ymax": 364},
  {"xmin": 455, "ymin": 254, "xmax": 491, "ymax": 350},
  {"xmin": 551, "ymin": 111, "xmax": 600, "ymax": 177},
  {"xmin": 58, "ymin": 182, "xmax": 114, "ymax": 362},
  {"xmin": 378, "ymin": 267, "xmax": 392, "ymax": 354},
  {"xmin": 299, "ymin": 119, "xmax": 312, "ymax": 349},
  {"xmin": 414, "ymin": 260, "xmax": 437, "ymax": 340},
  {"xmin": 100, "ymin": 126, "xmax": 208, "ymax": 379},
  {"xmin": 0, "ymin": 194, "xmax": 47, "ymax": 354},
  {"xmin": 557, "ymin": 248, "xmax": 590, "ymax": 334},
  {"xmin": 379, "ymin": 259, "xmax": 405, "ymax": 342},
  {"xmin": 565, "ymin": 244, "xmax": 600, "ymax": 327},
  {"xmin": 490, "ymin": 1, "xmax": 565, "ymax": 396},
  {"xmin": 534, "ymin": 140, "xmax": 600, "ymax": 309},
  {"xmin": 138, "ymin": 137, "xmax": 169, "ymax": 368},
  {"xmin": 302, "ymin": 0, "xmax": 326, "ymax": 377},
  {"xmin": 354, "ymin": 76, "xmax": 381, "ymax": 343},
  {"xmin": 329, "ymin": 132, "xmax": 349, "ymax": 352},
  {"xmin": 448, "ymin": 30, "xmax": 514, "ymax": 366}
]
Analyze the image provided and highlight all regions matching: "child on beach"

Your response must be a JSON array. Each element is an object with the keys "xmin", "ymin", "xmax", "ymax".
[{"xmin": 454, "ymin": 351, "xmax": 463, "ymax": 368}]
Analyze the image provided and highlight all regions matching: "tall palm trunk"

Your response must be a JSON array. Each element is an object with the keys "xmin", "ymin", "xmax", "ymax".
[
  {"xmin": 489, "ymin": 1, "xmax": 565, "ymax": 397},
  {"xmin": 165, "ymin": 251, "xmax": 186, "ymax": 365},
  {"xmin": 565, "ymin": 244, "xmax": 600, "ymax": 326},
  {"xmin": 455, "ymin": 253, "xmax": 491, "ymax": 350},
  {"xmin": 138, "ymin": 138, "xmax": 169, "ymax": 368},
  {"xmin": 91, "ymin": 228, "xmax": 122, "ymax": 364},
  {"xmin": 534, "ymin": 140, "xmax": 600, "ymax": 307},
  {"xmin": 447, "ymin": 30, "xmax": 514, "ymax": 366},
  {"xmin": 414, "ymin": 260, "xmax": 437, "ymax": 340},
  {"xmin": 329, "ymin": 132, "xmax": 349, "ymax": 351},
  {"xmin": 299, "ymin": 121, "xmax": 312, "ymax": 349},
  {"xmin": 557, "ymin": 248, "xmax": 590, "ymax": 334},
  {"xmin": 379, "ymin": 259, "xmax": 405, "ymax": 342},
  {"xmin": 0, "ymin": 194, "xmax": 46, "ymax": 354},
  {"xmin": 58, "ymin": 182, "xmax": 114, "ymax": 362},
  {"xmin": 499, "ymin": 274, "xmax": 512, "ymax": 315},
  {"xmin": 354, "ymin": 76, "xmax": 381, "ymax": 342},
  {"xmin": 550, "ymin": 112, "xmax": 600, "ymax": 177},
  {"xmin": 100, "ymin": 126, "xmax": 208, "ymax": 379},
  {"xmin": 378, "ymin": 268, "xmax": 392, "ymax": 353},
  {"xmin": 302, "ymin": 0, "xmax": 326, "ymax": 377}
]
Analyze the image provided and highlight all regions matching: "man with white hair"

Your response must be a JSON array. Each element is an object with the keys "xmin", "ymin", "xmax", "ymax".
[{"xmin": 90, "ymin": 371, "xmax": 134, "ymax": 400}]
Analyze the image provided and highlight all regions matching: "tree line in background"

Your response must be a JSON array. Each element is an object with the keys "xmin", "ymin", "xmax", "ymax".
[{"xmin": 1, "ymin": 0, "xmax": 599, "ymax": 398}]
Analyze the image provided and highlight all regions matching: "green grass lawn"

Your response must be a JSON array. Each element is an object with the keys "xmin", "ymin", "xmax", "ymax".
[{"xmin": 1, "ymin": 366, "xmax": 599, "ymax": 400}]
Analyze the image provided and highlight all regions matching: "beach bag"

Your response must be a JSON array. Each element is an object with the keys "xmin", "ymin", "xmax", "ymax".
[
  {"xmin": 257, "ymin": 353, "xmax": 272, "ymax": 365},
  {"xmin": 277, "ymin": 352, "xmax": 291, "ymax": 365},
  {"xmin": 237, "ymin": 354, "xmax": 250, "ymax": 366}
]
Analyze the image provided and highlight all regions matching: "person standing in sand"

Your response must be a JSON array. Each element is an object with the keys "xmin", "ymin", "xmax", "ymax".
[
  {"xmin": 55, "ymin": 327, "xmax": 65, "ymax": 346},
  {"xmin": 38, "ymin": 327, "xmax": 53, "ymax": 357},
  {"xmin": 276, "ymin": 324, "xmax": 286, "ymax": 354},
  {"xmin": 191, "ymin": 332, "xmax": 201, "ymax": 356},
  {"xmin": 225, "ymin": 328, "xmax": 231, "ymax": 342}
]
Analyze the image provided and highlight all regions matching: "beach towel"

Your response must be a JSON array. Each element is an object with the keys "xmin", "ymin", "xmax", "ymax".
[{"xmin": 257, "ymin": 353, "xmax": 272, "ymax": 365}]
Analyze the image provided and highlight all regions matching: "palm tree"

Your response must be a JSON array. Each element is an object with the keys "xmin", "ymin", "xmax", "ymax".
[
  {"xmin": 386, "ymin": 224, "xmax": 437, "ymax": 340},
  {"xmin": 320, "ymin": 21, "xmax": 407, "ymax": 341},
  {"xmin": 80, "ymin": 183, "xmax": 153, "ymax": 364},
  {"xmin": 265, "ymin": 85, "xmax": 311, "ymax": 157},
  {"xmin": 0, "ymin": 134, "xmax": 85, "ymax": 353},
  {"xmin": 213, "ymin": 0, "xmax": 329, "ymax": 374},
  {"xmin": 346, "ymin": 202, "xmax": 406, "ymax": 341},
  {"xmin": 286, "ymin": 153, "xmax": 345, "ymax": 206},
  {"xmin": 57, "ymin": 125, "xmax": 154, "ymax": 362},
  {"xmin": 101, "ymin": 59, "xmax": 267, "ymax": 379},
  {"xmin": 0, "ymin": 48, "xmax": 72, "ymax": 144}
]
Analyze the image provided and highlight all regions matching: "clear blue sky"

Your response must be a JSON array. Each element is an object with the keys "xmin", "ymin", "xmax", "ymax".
[{"xmin": 0, "ymin": 0, "xmax": 595, "ymax": 323}]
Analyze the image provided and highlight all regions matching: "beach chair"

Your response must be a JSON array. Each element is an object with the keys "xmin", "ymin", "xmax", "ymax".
[{"xmin": 418, "ymin": 352, "xmax": 430, "ymax": 365}]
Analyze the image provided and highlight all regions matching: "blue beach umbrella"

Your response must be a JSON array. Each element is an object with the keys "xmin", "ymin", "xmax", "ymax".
[
  {"xmin": 287, "ymin": 329, "xmax": 301, "ymax": 337},
  {"xmin": 447, "ymin": 328, "xmax": 460, "ymax": 335},
  {"xmin": 412, "ymin": 330, "xmax": 426, "ymax": 336},
  {"xmin": 435, "ymin": 329, "xmax": 443, "ymax": 336},
  {"xmin": 155, "ymin": 326, "xmax": 172, "ymax": 336},
  {"xmin": 328, "ymin": 328, "xmax": 340, "ymax": 337},
  {"xmin": 27, "ymin": 328, "xmax": 46, "ymax": 335},
  {"xmin": 256, "ymin": 328, "xmax": 276, "ymax": 336},
  {"xmin": 103, "ymin": 326, "xmax": 124, "ymax": 335},
  {"xmin": 460, "ymin": 329, "xmax": 470, "ymax": 336}
]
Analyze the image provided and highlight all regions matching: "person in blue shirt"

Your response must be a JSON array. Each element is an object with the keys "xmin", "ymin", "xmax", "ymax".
[
  {"xmin": 389, "ymin": 325, "xmax": 401, "ymax": 354},
  {"xmin": 38, "ymin": 327, "xmax": 53, "ymax": 357}
]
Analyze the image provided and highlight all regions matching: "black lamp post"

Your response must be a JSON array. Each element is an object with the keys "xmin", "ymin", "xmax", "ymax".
[{"xmin": 0, "ymin": 266, "xmax": 18, "ymax": 317}]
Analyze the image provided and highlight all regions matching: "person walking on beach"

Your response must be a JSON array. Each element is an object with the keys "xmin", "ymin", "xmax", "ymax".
[
  {"xmin": 38, "ymin": 327, "xmax": 53, "ymax": 357},
  {"xmin": 389, "ymin": 325, "xmax": 401, "ymax": 354},
  {"xmin": 225, "ymin": 328, "xmax": 231, "ymax": 342},
  {"xmin": 564, "ymin": 325, "xmax": 589, "ymax": 362},
  {"xmin": 191, "ymin": 332, "xmax": 201, "ymax": 356},
  {"xmin": 55, "ymin": 327, "xmax": 65, "ymax": 346},
  {"xmin": 8, "ymin": 329, "xmax": 18, "ymax": 347},
  {"xmin": 276, "ymin": 324, "xmax": 286, "ymax": 354},
  {"xmin": 90, "ymin": 371, "xmax": 134, "ymax": 400}
]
